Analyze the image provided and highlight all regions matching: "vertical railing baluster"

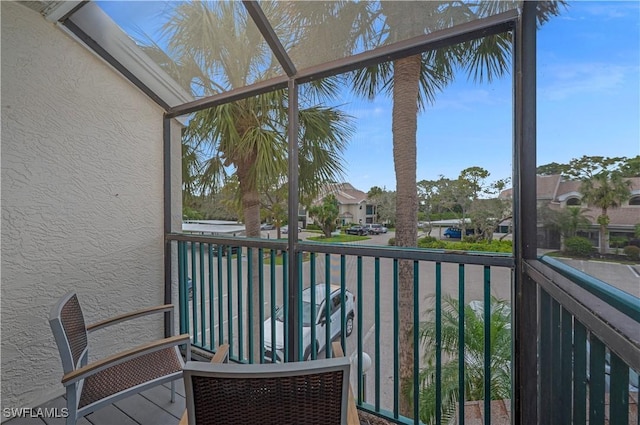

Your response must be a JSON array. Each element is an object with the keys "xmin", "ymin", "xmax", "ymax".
[
  {"xmin": 208, "ymin": 244, "xmax": 214, "ymax": 350},
  {"xmin": 356, "ymin": 256, "xmax": 363, "ymax": 402},
  {"xmin": 310, "ymin": 253, "xmax": 317, "ymax": 360},
  {"xmin": 435, "ymin": 262, "xmax": 442, "ymax": 425},
  {"xmin": 258, "ymin": 248, "xmax": 264, "ymax": 363},
  {"xmin": 217, "ymin": 248, "xmax": 223, "ymax": 347},
  {"xmin": 483, "ymin": 265, "xmax": 491, "ymax": 425},
  {"xmin": 283, "ymin": 251, "xmax": 289, "ymax": 362},
  {"xmin": 199, "ymin": 242, "xmax": 205, "ymax": 348},
  {"xmin": 539, "ymin": 289, "xmax": 552, "ymax": 424},
  {"xmin": 340, "ymin": 255, "xmax": 347, "ymax": 351},
  {"xmin": 325, "ymin": 255, "xmax": 331, "ymax": 359},
  {"xmin": 374, "ymin": 257, "xmax": 380, "ymax": 410},
  {"xmin": 589, "ymin": 334, "xmax": 606, "ymax": 425},
  {"xmin": 609, "ymin": 351, "xmax": 629, "ymax": 425},
  {"xmin": 179, "ymin": 241, "xmax": 187, "ymax": 335},
  {"xmin": 560, "ymin": 307, "xmax": 573, "ymax": 424},
  {"xmin": 247, "ymin": 248, "xmax": 254, "ymax": 363},
  {"xmin": 458, "ymin": 263, "xmax": 465, "ymax": 425},
  {"xmin": 191, "ymin": 241, "xmax": 197, "ymax": 346},
  {"xmin": 551, "ymin": 299, "xmax": 561, "ymax": 422},
  {"xmin": 270, "ymin": 249, "xmax": 276, "ymax": 363},
  {"xmin": 297, "ymin": 251, "xmax": 303, "ymax": 362},
  {"xmin": 413, "ymin": 260, "xmax": 420, "ymax": 425},
  {"xmin": 226, "ymin": 246, "xmax": 233, "ymax": 358},
  {"xmin": 237, "ymin": 246, "xmax": 244, "ymax": 361},
  {"xmin": 393, "ymin": 259, "xmax": 399, "ymax": 420},
  {"xmin": 573, "ymin": 319, "xmax": 587, "ymax": 425}
]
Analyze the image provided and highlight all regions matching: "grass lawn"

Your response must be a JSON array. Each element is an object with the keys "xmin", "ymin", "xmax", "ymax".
[
  {"xmin": 263, "ymin": 251, "xmax": 311, "ymax": 265},
  {"xmin": 307, "ymin": 234, "xmax": 370, "ymax": 243}
]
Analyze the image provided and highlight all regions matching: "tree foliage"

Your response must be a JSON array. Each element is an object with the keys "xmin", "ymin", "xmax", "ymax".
[
  {"xmin": 307, "ymin": 195, "xmax": 339, "ymax": 238},
  {"xmin": 537, "ymin": 155, "xmax": 640, "ymax": 179},
  {"xmin": 418, "ymin": 295, "xmax": 512, "ymax": 424},
  {"xmin": 368, "ymin": 188, "xmax": 396, "ymax": 226},
  {"xmin": 581, "ymin": 171, "xmax": 631, "ymax": 255}
]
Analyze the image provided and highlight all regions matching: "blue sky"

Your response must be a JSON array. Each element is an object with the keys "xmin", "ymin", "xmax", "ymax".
[
  {"xmin": 340, "ymin": 1, "xmax": 640, "ymax": 191},
  {"xmin": 100, "ymin": 1, "xmax": 639, "ymax": 193}
]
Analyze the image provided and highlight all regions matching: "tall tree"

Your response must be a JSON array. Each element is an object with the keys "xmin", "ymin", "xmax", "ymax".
[
  {"xmin": 580, "ymin": 171, "xmax": 631, "ymax": 255},
  {"xmin": 308, "ymin": 194, "xmax": 340, "ymax": 238},
  {"xmin": 349, "ymin": 2, "xmax": 563, "ymax": 415},
  {"xmin": 152, "ymin": 1, "xmax": 355, "ymax": 362}
]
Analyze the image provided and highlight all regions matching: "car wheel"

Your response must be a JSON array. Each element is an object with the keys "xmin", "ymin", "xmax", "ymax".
[{"xmin": 345, "ymin": 315, "xmax": 354, "ymax": 337}]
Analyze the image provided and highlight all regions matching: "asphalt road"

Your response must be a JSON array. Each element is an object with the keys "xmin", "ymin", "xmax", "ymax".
[
  {"xmin": 185, "ymin": 230, "xmax": 512, "ymax": 409},
  {"xmin": 186, "ymin": 231, "xmax": 639, "ymax": 409}
]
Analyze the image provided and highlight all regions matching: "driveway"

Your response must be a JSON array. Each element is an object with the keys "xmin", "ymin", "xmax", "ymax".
[{"xmin": 556, "ymin": 258, "xmax": 640, "ymax": 298}]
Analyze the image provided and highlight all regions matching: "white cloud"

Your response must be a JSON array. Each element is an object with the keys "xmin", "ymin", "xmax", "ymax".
[
  {"xmin": 430, "ymin": 88, "xmax": 509, "ymax": 111},
  {"xmin": 539, "ymin": 62, "xmax": 637, "ymax": 101}
]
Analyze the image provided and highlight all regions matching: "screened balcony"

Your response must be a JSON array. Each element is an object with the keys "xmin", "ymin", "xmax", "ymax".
[{"xmin": 2, "ymin": 1, "xmax": 638, "ymax": 425}]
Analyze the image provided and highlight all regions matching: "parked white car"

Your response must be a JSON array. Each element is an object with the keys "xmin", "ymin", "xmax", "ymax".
[{"xmin": 263, "ymin": 285, "xmax": 356, "ymax": 362}]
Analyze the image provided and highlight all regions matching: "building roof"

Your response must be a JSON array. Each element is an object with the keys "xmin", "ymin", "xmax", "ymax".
[{"xmin": 318, "ymin": 183, "xmax": 368, "ymax": 206}]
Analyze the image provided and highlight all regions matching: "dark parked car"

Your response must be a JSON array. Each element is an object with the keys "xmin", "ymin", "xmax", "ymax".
[
  {"xmin": 345, "ymin": 225, "xmax": 368, "ymax": 236},
  {"xmin": 443, "ymin": 227, "xmax": 475, "ymax": 238}
]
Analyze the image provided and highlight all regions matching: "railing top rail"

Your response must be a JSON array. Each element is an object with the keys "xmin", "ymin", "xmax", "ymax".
[
  {"xmin": 525, "ymin": 259, "xmax": 640, "ymax": 373},
  {"xmin": 539, "ymin": 256, "xmax": 640, "ymax": 322},
  {"xmin": 167, "ymin": 232, "xmax": 514, "ymax": 267},
  {"xmin": 299, "ymin": 241, "xmax": 514, "ymax": 267}
]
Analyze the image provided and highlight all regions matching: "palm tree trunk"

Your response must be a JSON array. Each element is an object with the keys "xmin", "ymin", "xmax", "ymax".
[
  {"xmin": 599, "ymin": 207, "xmax": 608, "ymax": 255},
  {"xmin": 392, "ymin": 54, "xmax": 421, "ymax": 417},
  {"xmin": 238, "ymin": 158, "xmax": 262, "ymax": 363}
]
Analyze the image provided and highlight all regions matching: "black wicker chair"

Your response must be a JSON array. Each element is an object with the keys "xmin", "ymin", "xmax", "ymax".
[{"xmin": 181, "ymin": 344, "xmax": 355, "ymax": 425}]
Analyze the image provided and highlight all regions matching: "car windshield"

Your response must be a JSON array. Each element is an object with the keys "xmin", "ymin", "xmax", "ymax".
[{"xmin": 275, "ymin": 301, "xmax": 314, "ymax": 326}]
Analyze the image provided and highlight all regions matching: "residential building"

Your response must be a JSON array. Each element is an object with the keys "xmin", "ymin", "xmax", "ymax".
[
  {"xmin": 500, "ymin": 174, "xmax": 640, "ymax": 250},
  {"xmin": 308, "ymin": 183, "xmax": 376, "ymax": 226}
]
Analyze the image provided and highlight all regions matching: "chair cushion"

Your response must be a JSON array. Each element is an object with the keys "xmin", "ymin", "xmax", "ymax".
[{"xmin": 79, "ymin": 347, "xmax": 182, "ymax": 408}]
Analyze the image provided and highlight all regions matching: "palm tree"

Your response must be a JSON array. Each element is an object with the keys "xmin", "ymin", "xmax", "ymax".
[
  {"xmin": 149, "ymin": 1, "xmax": 355, "ymax": 361},
  {"xmin": 418, "ymin": 295, "xmax": 512, "ymax": 425},
  {"xmin": 349, "ymin": 2, "xmax": 564, "ymax": 415},
  {"xmin": 580, "ymin": 171, "xmax": 631, "ymax": 255}
]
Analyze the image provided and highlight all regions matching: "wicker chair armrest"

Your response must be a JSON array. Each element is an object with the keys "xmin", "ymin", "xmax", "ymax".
[
  {"xmin": 86, "ymin": 304, "xmax": 175, "ymax": 333},
  {"xmin": 210, "ymin": 344, "xmax": 230, "ymax": 363},
  {"xmin": 62, "ymin": 334, "xmax": 189, "ymax": 385},
  {"xmin": 332, "ymin": 342, "xmax": 361, "ymax": 425},
  {"xmin": 179, "ymin": 344, "xmax": 230, "ymax": 425}
]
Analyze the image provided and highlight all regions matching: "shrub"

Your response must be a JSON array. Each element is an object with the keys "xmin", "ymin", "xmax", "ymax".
[
  {"xmin": 419, "ymin": 236, "xmax": 437, "ymax": 244},
  {"xmin": 623, "ymin": 245, "xmax": 640, "ymax": 261},
  {"xmin": 565, "ymin": 236, "xmax": 594, "ymax": 257},
  {"xmin": 305, "ymin": 223, "xmax": 321, "ymax": 231},
  {"xmin": 388, "ymin": 237, "xmax": 395, "ymax": 246}
]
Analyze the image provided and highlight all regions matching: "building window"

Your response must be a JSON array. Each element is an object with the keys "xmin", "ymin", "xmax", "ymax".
[
  {"xmin": 566, "ymin": 197, "xmax": 581, "ymax": 206},
  {"xmin": 609, "ymin": 231, "xmax": 634, "ymax": 248},
  {"xmin": 629, "ymin": 196, "xmax": 640, "ymax": 206},
  {"xmin": 577, "ymin": 231, "xmax": 599, "ymax": 248}
]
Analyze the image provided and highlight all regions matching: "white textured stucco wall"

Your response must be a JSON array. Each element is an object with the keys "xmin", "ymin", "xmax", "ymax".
[{"xmin": 1, "ymin": 2, "xmax": 177, "ymax": 410}]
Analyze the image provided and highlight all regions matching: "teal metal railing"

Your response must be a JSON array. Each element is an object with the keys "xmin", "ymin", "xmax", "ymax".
[
  {"xmin": 526, "ymin": 257, "xmax": 640, "ymax": 425},
  {"xmin": 169, "ymin": 233, "xmax": 516, "ymax": 424}
]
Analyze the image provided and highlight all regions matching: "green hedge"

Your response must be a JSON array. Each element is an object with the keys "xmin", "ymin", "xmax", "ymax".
[
  {"xmin": 565, "ymin": 236, "xmax": 594, "ymax": 257},
  {"xmin": 387, "ymin": 236, "xmax": 511, "ymax": 253},
  {"xmin": 418, "ymin": 237, "xmax": 512, "ymax": 253},
  {"xmin": 623, "ymin": 245, "xmax": 640, "ymax": 261}
]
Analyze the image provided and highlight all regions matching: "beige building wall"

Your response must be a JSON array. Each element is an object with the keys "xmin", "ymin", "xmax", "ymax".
[{"xmin": 1, "ymin": 2, "xmax": 181, "ymax": 410}]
